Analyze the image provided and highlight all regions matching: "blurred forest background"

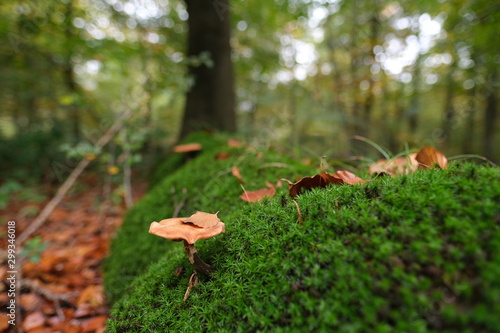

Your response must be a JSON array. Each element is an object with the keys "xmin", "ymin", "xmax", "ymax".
[{"xmin": 1, "ymin": 0, "xmax": 499, "ymax": 190}]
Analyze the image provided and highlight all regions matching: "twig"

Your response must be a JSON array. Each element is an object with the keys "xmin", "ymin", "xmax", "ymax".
[
  {"xmin": 259, "ymin": 162, "xmax": 291, "ymax": 169},
  {"xmin": 182, "ymin": 271, "xmax": 199, "ymax": 303},
  {"xmin": 172, "ymin": 188, "xmax": 188, "ymax": 218},
  {"xmin": 21, "ymin": 278, "xmax": 75, "ymax": 320},
  {"xmin": 293, "ymin": 199, "xmax": 303, "ymax": 224},
  {"xmin": 122, "ymin": 126, "xmax": 134, "ymax": 209},
  {"xmin": 18, "ymin": 110, "xmax": 133, "ymax": 245}
]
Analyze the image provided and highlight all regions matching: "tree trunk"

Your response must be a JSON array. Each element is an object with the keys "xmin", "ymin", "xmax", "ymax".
[
  {"xmin": 64, "ymin": 0, "xmax": 80, "ymax": 142},
  {"xmin": 407, "ymin": 53, "xmax": 423, "ymax": 134},
  {"xmin": 484, "ymin": 69, "xmax": 497, "ymax": 160},
  {"xmin": 441, "ymin": 61, "xmax": 456, "ymax": 142},
  {"xmin": 180, "ymin": 0, "xmax": 236, "ymax": 139}
]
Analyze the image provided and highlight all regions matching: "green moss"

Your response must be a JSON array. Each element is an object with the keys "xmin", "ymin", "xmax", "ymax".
[
  {"xmin": 104, "ymin": 132, "xmax": 313, "ymax": 304},
  {"xmin": 106, "ymin": 161, "xmax": 500, "ymax": 332}
]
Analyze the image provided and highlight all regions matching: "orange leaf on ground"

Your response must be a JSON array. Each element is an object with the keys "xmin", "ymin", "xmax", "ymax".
[
  {"xmin": 183, "ymin": 211, "xmax": 221, "ymax": 228},
  {"xmin": 231, "ymin": 166, "xmax": 244, "ymax": 183},
  {"xmin": 172, "ymin": 143, "xmax": 202, "ymax": 153},
  {"xmin": 215, "ymin": 151, "xmax": 230, "ymax": 160},
  {"xmin": 22, "ymin": 312, "xmax": 45, "ymax": 331},
  {"xmin": 77, "ymin": 285, "xmax": 105, "ymax": 307},
  {"xmin": 240, "ymin": 187, "xmax": 276, "ymax": 202},
  {"xmin": 0, "ymin": 316, "xmax": 9, "ymax": 331},
  {"xmin": 332, "ymin": 170, "xmax": 367, "ymax": 184},
  {"xmin": 415, "ymin": 146, "xmax": 448, "ymax": 169},
  {"xmin": 227, "ymin": 138, "xmax": 244, "ymax": 148},
  {"xmin": 81, "ymin": 315, "xmax": 107, "ymax": 333},
  {"xmin": 288, "ymin": 171, "xmax": 344, "ymax": 197},
  {"xmin": 369, "ymin": 153, "xmax": 418, "ymax": 176}
]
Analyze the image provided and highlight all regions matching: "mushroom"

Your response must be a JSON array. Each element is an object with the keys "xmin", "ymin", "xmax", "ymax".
[{"xmin": 149, "ymin": 212, "xmax": 225, "ymax": 275}]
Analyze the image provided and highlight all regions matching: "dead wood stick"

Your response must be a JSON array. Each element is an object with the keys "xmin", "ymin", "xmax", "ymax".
[{"xmin": 18, "ymin": 110, "xmax": 133, "ymax": 244}]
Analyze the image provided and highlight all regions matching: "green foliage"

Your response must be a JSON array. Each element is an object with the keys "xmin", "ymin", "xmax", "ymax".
[
  {"xmin": 106, "ymin": 161, "xmax": 500, "ymax": 332},
  {"xmin": 0, "ymin": 180, "xmax": 23, "ymax": 209},
  {"xmin": 21, "ymin": 236, "xmax": 49, "ymax": 263},
  {"xmin": 0, "ymin": 125, "xmax": 67, "ymax": 183}
]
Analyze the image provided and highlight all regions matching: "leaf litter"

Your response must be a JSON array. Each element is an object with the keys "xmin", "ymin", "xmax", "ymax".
[{"xmin": 0, "ymin": 177, "xmax": 147, "ymax": 333}]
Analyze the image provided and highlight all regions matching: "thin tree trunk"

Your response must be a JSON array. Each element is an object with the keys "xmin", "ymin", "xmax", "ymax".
[
  {"xmin": 361, "ymin": 14, "xmax": 380, "ymax": 137},
  {"xmin": 63, "ymin": 0, "xmax": 80, "ymax": 142},
  {"xmin": 407, "ymin": 53, "xmax": 423, "ymax": 134},
  {"xmin": 484, "ymin": 69, "xmax": 498, "ymax": 160},
  {"xmin": 180, "ymin": 0, "xmax": 235, "ymax": 139},
  {"xmin": 441, "ymin": 61, "xmax": 457, "ymax": 141}
]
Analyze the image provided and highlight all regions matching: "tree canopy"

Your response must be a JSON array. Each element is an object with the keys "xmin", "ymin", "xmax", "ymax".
[{"xmin": 1, "ymin": 0, "xmax": 498, "ymax": 183}]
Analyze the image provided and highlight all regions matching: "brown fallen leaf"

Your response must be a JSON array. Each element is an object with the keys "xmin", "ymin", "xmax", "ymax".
[
  {"xmin": 183, "ymin": 211, "xmax": 221, "ymax": 228},
  {"xmin": 172, "ymin": 143, "xmax": 202, "ymax": 153},
  {"xmin": 415, "ymin": 146, "xmax": 448, "ymax": 169},
  {"xmin": 227, "ymin": 138, "xmax": 244, "ymax": 148},
  {"xmin": 288, "ymin": 171, "xmax": 344, "ymax": 197},
  {"xmin": 231, "ymin": 166, "xmax": 244, "ymax": 183},
  {"xmin": 265, "ymin": 180, "xmax": 275, "ymax": 188},
  {"xmin": 240, "ymin": 187, "xmax": 276, "ymax": 202},
  {"xmin": 331, "ymin": 170, "xmax": 367, "ymax": 185},
  {"xmin": 77, "ymin": 285, "xmax": 105, "ymax": 307},
  {"xmin": 22, "ymin": 311, "xmax": 45, "ymax": 331},
  {"xmin": 0, "ymin": 316, "xmax": 9, "ymax": 331},
  {"xmin": 369, "ymin": 153, "xmax": 418, "ymax": 176},
  {"xmin": 81, "ymin": 315, "xmax": 107, "ymax": 333},
  {"xmin": 215, "ymin": 151, "xmax": 230, "ymax": 160}
]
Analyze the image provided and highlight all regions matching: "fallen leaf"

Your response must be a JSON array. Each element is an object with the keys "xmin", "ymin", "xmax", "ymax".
[
  {"xmin": 173, "ymin": 266, "xmax": 185, "ymax": 277},
  {"xmin": 77, "ymin": 285, "xmax": 105, "ymax": 307},
  {"xmin": 172, "ymin": 143, "xmax": 202, "ymax": 153},
  {"xmin": 0, "ymin": 316, "xmax": 8, "ymax": 331},
  {"xmin": 81, "ymin": 315, "xmax": 107, "ymax": 333},
  {"xmin": 332, "ymin": 170, "xmax": 367, "ymax": 185},
  {"xmin": 183, "ymin": 211, "xmax": 221, "ymax": 228},
  {"xmin": 240, "ymin": 187, "xmax": 276, "ymax": 202},
  {"xmin": 369, "ymin": 154, "xmax": 418, "ymax": 176},
  {"xmin": 215, "ymin": 151, "xmax": 230, "ymax": 160},
  {"xmin": 22, "ymin": 311, "xmax": 45, "ymax": 331},
  {"xmin": 227, "ymin": 138, "xmax": 244, "ymax": 148},
  {"xmin": 288, "ymin": 171, "xmax": 344, "ymax": 197},
  {"xmin": 231, "ymin": 166, "xmax": 244, "ymax": 183},
  {"xmin": 415, "ymin": 146, "xmax": 448, "ymax": 169},
  {"xmin": 19, "ymin": 293, "xmax": 44, "ymax": 312}
]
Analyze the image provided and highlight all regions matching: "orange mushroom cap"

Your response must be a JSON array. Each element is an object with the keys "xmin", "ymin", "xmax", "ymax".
[{"xmin": 149, "ymin": 216, "xmax": 225, "ymax": 244}]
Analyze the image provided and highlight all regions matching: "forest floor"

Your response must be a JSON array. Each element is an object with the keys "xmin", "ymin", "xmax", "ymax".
[{"xmin": 0, "ymin": 174, "xmax": 148, "ymax": 333}]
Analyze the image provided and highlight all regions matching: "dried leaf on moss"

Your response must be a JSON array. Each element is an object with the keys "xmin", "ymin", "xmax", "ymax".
[
  {"xmin": 240, "ymin": 188, "xmax": 276, "ymax": 202},
  {"xmin": 416, "ymin": 146, "xmax": 448, "ymax": 169}
]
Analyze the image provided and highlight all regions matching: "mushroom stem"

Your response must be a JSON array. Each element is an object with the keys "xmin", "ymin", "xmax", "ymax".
[{"xmin": 183, "ymin": 240, "xmax": 213, "ymax": 275}]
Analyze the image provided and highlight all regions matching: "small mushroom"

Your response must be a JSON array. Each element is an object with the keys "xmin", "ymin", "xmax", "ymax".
[{"xmin": 149, "ymin": 212, "xmax": 225, "ymax": 275}]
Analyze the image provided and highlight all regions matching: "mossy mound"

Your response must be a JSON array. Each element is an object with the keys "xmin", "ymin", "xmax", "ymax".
[
  {"xmin": 104, "ymin": 132, "xmax": 313, "ymax": 304},
  {"xmin": 106, "ymin": 160, "xmax": 500, "ymax": 332}
]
